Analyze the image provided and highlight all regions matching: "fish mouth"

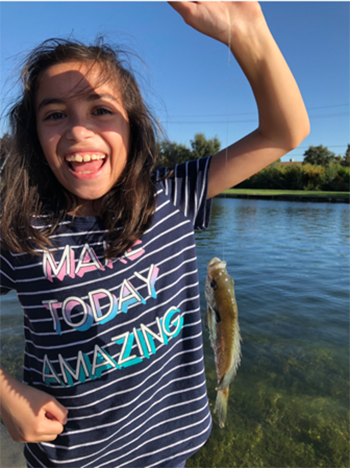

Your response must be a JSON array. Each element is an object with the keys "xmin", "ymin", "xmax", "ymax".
[
  {"xmin": 207, "ymin": 257, "xmax": 227, "ymax": 270},
  {"xmin": 64, "ymin": 152, "xmax": 107, "ymax": 174}
]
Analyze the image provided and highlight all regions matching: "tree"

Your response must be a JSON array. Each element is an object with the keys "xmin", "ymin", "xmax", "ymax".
[
  {"xmin": 156, "ymin": 133, "xmax": 221, "ymax": 168},
  {"xmin": 341, "ymin": 144, "xmax": 350, "ymax": 167},
  {"xmin": 190, "ymin": 133, "xmax": 221, "ymax": 160},
  {"xmin": 302, "ymin": 145, "xmax": 336, "ymax": 167},
  {"xmin": 156, "ymin": 141, "xmax": 192, "ymax": 168}
]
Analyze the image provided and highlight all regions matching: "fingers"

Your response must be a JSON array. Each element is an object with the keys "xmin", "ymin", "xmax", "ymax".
[
  {"xmin": 168, "ymin": 1, "xmax": 230, "ymax": 45},
  {"xmin": 168, "ymin": 1, "xmax": 197, "ymax": 16},
  {"xmin": 0, "ymin": 369, "xmax": 69, "ymax": 444},
  {"xmin": 39, "ymin": 414, "xmax": 66, "ymax": 439},
  {"xmin": 15, "ymin": 405, "xmax": 68, "ymax": 443},
  {"xmin": 10, "ymin": 415, "xmax": 65, "ymax": 443},
  {"xmin": 44, "ymin": 399, "xmax": 69, "ymax": 425}
]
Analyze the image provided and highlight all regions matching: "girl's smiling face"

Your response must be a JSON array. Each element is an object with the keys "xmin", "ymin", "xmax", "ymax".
[{"xmin": 36, "ymin": 61, "xmax": 130, "ymax": 216}]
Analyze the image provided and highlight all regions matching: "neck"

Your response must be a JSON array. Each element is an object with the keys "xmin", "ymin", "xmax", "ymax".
[{"xmin": 69, "ymin": 199, "xmax": 101, "ymax": 217}]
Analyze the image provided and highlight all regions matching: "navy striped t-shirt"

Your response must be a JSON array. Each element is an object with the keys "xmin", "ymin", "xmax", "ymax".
[{"xmin": 0, "ymin": 157, "xmax": 213, "ymax": 468}]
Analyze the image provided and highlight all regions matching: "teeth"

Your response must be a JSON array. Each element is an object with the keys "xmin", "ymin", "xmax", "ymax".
[{"xmin": 65, "ymin": 153, "xmax": 106, "ymax": 162}]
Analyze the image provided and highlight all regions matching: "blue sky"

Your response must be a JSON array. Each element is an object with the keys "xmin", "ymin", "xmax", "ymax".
[{"xmin": 1, "ymin": 1, "xmax": 349, "ymax": 161}]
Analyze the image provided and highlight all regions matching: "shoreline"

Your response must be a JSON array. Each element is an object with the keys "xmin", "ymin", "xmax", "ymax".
[{"xmin": 217, "ymin": 193, "xmax": 350, "ymax": 203}]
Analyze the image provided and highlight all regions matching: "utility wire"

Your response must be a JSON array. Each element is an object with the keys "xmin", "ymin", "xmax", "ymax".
[
  {"xmin": 158, "ymin": 103, "xmax": 349, "ymax": 119},
  {"xmin": 160, "ymin": 112, "xmax": 349, "ymax": 125}
]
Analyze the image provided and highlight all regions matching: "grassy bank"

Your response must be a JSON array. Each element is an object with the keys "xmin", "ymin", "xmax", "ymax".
[{"xmin": 223, "ymin": 189, "xmax": 350, "ymax": 198}]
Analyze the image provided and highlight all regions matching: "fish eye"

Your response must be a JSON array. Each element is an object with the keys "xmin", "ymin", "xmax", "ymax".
[{"xmin": 210, "ymin": 279, "xmax": 217, "ymax": 290}]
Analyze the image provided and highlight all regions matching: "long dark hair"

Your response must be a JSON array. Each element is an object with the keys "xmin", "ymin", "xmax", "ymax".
[{"xmin": 1, "ymin": 38, "xmax": 159, "ymax": 259}]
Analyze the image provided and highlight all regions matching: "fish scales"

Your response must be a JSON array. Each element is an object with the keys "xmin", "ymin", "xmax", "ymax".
[{"xmin": 205, "ymin": 257, "xmax": 242, "ymax": 428}]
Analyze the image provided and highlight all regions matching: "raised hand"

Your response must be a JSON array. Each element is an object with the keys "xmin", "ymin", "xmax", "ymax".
[
  {"xmin": 169, "ymin": 1, "xmax": 310, "ymax": 197},
  {"xmin": 168, "ymin": 1, "xmax": 264, "ymax": 46}
]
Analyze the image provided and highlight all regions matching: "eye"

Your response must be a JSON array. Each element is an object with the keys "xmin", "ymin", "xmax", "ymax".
[
  {"xmin": 210, "ymin": 279, "xmax": 217, "ymax": 290},
  {"xmin": 44, "ymin": 111, "xmax": 65, "ymax": 121},
  {"xmin": 93, "ymin": 107, "xmax": 113, "ymax": 116}
]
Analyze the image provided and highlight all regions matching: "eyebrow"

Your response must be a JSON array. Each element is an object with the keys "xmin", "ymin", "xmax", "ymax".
[{"xmin": 37, "ymin": 93, "xmax": 118, "ymax": 112}]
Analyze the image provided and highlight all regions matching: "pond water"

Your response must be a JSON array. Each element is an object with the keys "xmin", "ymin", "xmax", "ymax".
[{"xmin": 1, "ymin": 198, "xmax": 349, "ymax": 467}]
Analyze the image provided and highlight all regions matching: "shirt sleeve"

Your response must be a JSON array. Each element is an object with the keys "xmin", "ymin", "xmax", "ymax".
[
  {"xmin": 0, "ymin": 246, "xmax": 16, "ymax": 295},
  {"xmin": 155, "ymin": 156, "xmax": 213, "ymax": 230}
]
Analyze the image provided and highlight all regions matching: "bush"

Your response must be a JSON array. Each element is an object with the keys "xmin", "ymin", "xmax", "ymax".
[{"xmin": 236, "ymin": 163, "xmax": 350, "ymax": 192}]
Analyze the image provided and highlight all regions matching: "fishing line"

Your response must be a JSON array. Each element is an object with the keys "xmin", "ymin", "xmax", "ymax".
[{"xmin": 223, "ymin": 10, "xmax": 231, "ymax": 262}]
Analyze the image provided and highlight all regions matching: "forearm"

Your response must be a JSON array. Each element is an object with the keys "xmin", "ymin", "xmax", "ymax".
[
  {"xmin": 0, "ymin": 366, "xmax": 18, "ymax": 415},
  {"xmin": 170, "ymin": 2, "xmax": 310, "ymax": 196},
  {"xmin": 229, "ymin": 15, "xmax": 310, "ymax": 150}
]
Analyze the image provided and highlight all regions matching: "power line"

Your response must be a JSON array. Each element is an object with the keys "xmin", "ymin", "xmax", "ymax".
[
  {"xmin": 160, "ymin": 112, "xmax": 349, "ymax": 125},
  {"xmin": 157, "ymin": 103, "xmax": 349, "ymax": 119}
]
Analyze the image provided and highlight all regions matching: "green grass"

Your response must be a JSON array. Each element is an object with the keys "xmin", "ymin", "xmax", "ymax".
[{"xmin": 223, "ymin": 189, "xmax": 350, "ymax": 198}]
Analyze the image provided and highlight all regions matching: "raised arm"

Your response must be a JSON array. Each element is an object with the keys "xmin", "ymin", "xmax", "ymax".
[{"xmin": 169, "ymin": 1, "xmax": 310, "ymax": 198}]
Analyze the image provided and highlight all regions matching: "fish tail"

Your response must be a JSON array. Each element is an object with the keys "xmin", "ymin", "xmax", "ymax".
[{"xmin": 214, "ymin": 386, "xmax": 229, "ymax": 429}]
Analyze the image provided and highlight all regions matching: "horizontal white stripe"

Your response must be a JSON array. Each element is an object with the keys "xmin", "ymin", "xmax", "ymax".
[
  {"xmin": 44, "ymin": 381, "xmax": 207, "ymax": 457},
  {"xmin": 51, "ymin": 393, "xmax": 209, "ymax": 466},
  {"xmin": 22, "ymin": 245, "xmax": 197, "ymax": 310},
  {"xmin": 22, "ymin": 264, "xmax": 198, "ymax": 337},
  {"xmin": 25, "ymin": 329, "xmax": 203, "ymax": 393},
  {"xmin": 0, "ymin": 254, "xmax": 15, "ymax": 271},
  {"xmin": 47, "ymin": 330, "xmax": 203, "ymax": 399},
  {"xmin": 14, "ymin": 241, "xmax": 115, "ymax": 271},
  {"xmin": 25, "ymin": 444, "xmax": 46, "ymax": 468},
  {"xmin": 97, "ymin": 412, "xmax": 212, "ymax": 468},
  {"xmin": 23, "ymin": 314, "xmax": 201, "ymax": 373},
  {"xmin": 23, "ymin": 283, "xmax": 200, "ymax": 352},
  {"xmin": 17, "ymin": 224, "xmax": 193, "ymax": 294},
  {"xmin": 0, "ymin": 269, "xmax": 16, "ymax": 284},
  {"xmin": 63, "ymin": 344, "xmax": 203, "ymax": 410},
  {"xmin": 68, "ymin": 365, "xmax": 204, "ymax": 422},
  {"xmin": 147, "ymin": 427, "xmax": 210, "ymax": 468}
]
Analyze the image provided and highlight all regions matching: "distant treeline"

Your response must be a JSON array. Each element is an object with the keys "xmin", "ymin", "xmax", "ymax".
[
  {"xmin": 235, "ymin": 162, "xmax": 350, "ymax": 192},
  {"xmin": 159, "ymin": 137, "xmax": 350, "ymax": 192},
  {"xmin": 236, "ymin": 144, "xmax": 350, "ymax": 192}
]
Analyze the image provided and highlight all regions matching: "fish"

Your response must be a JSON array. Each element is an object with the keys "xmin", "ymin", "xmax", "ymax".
[{"xmin": 204, "ymin": 257, "xmax": 242, "ymax": 428}]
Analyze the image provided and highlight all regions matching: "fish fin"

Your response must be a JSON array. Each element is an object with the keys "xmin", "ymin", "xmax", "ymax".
[
  {"xmin": 214, "ymin": 386, "xmax": 229, "ymax": 429},
  {"xmin": 216, "ymin": 366, "xmax": 238, "ymax": 391},
  {"xmin": 206, "ymin": 304, "xmax": 217, "ymax": 342},
  {"xmin": 203, "ymin": 306, "xmax": 209, "ymax": 331},
  {"xmin": 213, "ymin": 307, "xmax": 221, "ymax": 323}
]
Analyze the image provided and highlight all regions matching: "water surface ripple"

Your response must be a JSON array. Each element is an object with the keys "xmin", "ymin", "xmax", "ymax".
[{"xmin": 194, "ymin": 198, "xmax": 349, "ymax": 468}]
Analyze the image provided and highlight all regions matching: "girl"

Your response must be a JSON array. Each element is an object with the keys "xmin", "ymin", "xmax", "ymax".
[{"xmin": 0, "ymin": 2, "xmax": 309, "ymax": 467}]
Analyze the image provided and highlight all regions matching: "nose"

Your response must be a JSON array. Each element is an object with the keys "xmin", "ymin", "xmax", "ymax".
[{"xmin": 65, "ymin": 116, "xmax": 94, "ymax": 142}]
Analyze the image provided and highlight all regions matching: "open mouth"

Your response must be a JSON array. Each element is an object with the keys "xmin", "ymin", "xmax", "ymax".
[{"xmin": 65, "ymin": 152, "xmax": 106, "ymax": 174}]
